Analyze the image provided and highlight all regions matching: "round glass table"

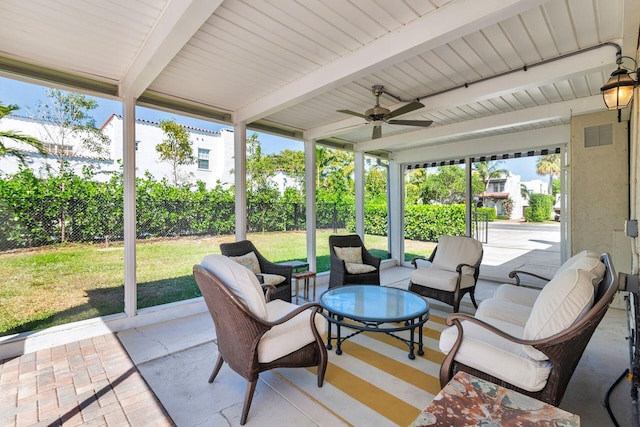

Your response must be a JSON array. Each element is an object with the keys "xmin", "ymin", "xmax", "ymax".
[{"xmin": 319, "ymin": 285, "xmax": 430, "ymax": 359}]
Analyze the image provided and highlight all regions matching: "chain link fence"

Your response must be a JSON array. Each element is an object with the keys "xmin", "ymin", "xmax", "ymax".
[{"xmin": 0, "ymin": 192, "xmax": 355, "ymax": 252}]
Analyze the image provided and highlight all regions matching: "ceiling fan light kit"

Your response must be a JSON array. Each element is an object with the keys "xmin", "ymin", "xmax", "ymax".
[{"xmin": 337, "ymin": 84, "xmax": 433, "ymax": 139}]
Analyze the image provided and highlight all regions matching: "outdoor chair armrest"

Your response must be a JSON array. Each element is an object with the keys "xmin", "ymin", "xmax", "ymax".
[
  {"xmin": 508, "ymin": 269, "xmax": 552, "ymax": 286},
  {"xmin": 264, "ymin": 303, "xmax": 324, "ymax": 326},
  {"xmin": 411, "ymin": 256, "xmax": 429, "ymax": 268}
]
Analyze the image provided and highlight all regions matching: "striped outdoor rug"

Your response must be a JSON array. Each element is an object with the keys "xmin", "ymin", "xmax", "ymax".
[{"xmin": 272, "ymin": 301, "xmax": 471, "ymax": 427}]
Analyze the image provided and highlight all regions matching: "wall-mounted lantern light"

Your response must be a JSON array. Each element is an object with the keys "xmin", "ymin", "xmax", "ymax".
[{"xmin": 601, "ymin": 55, "xmax": 638, "ymax": 110}]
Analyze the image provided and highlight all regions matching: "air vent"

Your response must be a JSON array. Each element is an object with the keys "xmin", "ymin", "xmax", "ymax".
[{"xmin": 584, "ymin": 124, "xmax": 612, "ymax": 147}]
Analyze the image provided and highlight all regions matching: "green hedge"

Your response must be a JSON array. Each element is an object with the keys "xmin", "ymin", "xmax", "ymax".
[{"xmin": 524, "ymin": 194, "xmax": 554, "ymax": 222}]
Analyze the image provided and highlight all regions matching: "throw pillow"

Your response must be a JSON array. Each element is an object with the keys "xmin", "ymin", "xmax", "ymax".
[
  {"xmin": 229, "ymin": 251, "xmax": 261, "ymax": 274},
  {"xmin": 334, "ymin": 246, "xmax": 363, "ymax": 264}
]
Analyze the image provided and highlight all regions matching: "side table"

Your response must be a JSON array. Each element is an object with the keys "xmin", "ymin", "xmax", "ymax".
[
  {"xmin": 293, "ymin": 270, "xmax": 316, "ymax": 304},
  {"xmin": 410, "ymin": 371, "xmax": 580, "ymax": 426},
  {"xmin": 277, "ymin": 260, "xmax": 309, "ymax": 273}
]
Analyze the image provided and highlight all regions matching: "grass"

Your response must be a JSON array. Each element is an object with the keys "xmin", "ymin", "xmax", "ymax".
[{"xmin": 0, "ymin": 230, "xmax": 434, "ymax": 336}]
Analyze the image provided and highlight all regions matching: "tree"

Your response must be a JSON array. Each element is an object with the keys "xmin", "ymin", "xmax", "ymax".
[
  {"xmin": 364, "ymin": 159, "xmax": 387, "ymax": 204},
  {"xmin": 272, "ymin": 148, "xmax": 305, "ymax": 187},
  {"xmin": 536, "ymin": 154, "xmax": 561, "ymax": 195},
  {"xmin": 0, "ymin": 102, "xmax": 45, "ymax": 167},
  {"xmin": 33, "ymin": 88, "xmax": 110, "ymax": 172},
  {"xmin": 315, "ymin": 147, "xmax": 354, "ymax": 199},
  {"xmin": 473, "ymin": 160, "xmax": 509, "ymax": 205},
  {"xmin": 31, "ymin": 89, "xmax": 111, "ymax": 242},
  {"xmin": 245, "ymin": 132, "xmax": 277, "ymax": 195},
  {"xmin": 156, "ymin": 119, "xmax": 194, "ymax": 186}
]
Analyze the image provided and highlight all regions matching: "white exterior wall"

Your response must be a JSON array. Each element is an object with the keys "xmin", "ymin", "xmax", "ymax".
[
  {"xmin": 0, "ymin": 115, "xmax": 236, "ymax": 188},
  {"xmin": 0, "ymin": 116, "xmax": 113, "ymax": 178},
  {"xmin": 522, "ymin": 179, "xmax": 549, "ymax": 195},
  {"xmin": 504, "ymin": 174, "xmax": 522, "ymax": 219},
  {"xmin": 103, "ymin": 115, "xmax": 234, "ymax": 188}
]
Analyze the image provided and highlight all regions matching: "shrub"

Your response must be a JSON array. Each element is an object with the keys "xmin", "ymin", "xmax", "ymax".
[{"xmin": 525, "ymin": 194, "xmax": 554, "ymax": 222}]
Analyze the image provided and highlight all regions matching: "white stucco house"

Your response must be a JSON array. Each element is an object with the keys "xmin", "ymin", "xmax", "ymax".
[
  {"xmin": 0, "ymin": 114, "xmax": 236, "ymax": 188},
  {"xmin": 481, "ymin": 174, "xmax": 524, "ymax": 219}
]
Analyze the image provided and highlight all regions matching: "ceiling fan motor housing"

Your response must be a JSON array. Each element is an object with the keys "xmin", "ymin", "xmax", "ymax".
[{"xmin": 365, "ymin": 106, "xmax": 390, "ymax": 121}]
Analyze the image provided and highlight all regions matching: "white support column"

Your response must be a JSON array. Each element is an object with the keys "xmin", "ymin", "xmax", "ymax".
[
  {"xmin": 354, "ymin": 151, "xmax": 365, "ymax": 239},
  {"xmin": 123, "ymin": 96, "xmax": 137, "ymax": 316},
  {"xmin": 234, "ymin": 122, "xmax": 247, "ymax": 241},
  {"xmin": 560, "ymin": 143, "xmax": 569, "ymax": 263},
  {"xmin": 389, "ymin": 160, "xmax": 404, "ymax": 265},
  {"xmin": 305, "ymin": 138, "xmax": 317, "ymax": 272},
  {"xmin": 465, "ymin": 158, "xmax": 473, "ymax": 236}
]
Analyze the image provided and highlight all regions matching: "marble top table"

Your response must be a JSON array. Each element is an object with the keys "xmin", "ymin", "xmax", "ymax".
[{"xmin": 410, "ymin": 371, "xmax": 580, "ymax": 426}]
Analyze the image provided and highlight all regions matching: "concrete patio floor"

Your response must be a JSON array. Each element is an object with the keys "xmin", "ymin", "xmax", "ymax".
[{"xmin": 0, "ymin": 223, "xmax": 634, "ymax": 426}]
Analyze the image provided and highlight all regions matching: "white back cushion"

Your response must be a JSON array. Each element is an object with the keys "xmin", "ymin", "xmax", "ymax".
[
  {"xmin": 523, "ymin": 268, "xmax": 595, "ymax": 360},
  {"xmin": 555, "ymin": 250, "xmax": 604, "ymax": 287},
  {"xmin": 432, "ymin": 236, "xmax": 482, "ymax": 275},
  {"xmin": 200, "ymin": 254, "xmax": 268, "ymax": 320}
]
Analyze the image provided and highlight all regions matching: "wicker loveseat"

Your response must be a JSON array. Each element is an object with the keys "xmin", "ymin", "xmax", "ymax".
[{"xmin": 438, "ymin": 251, "xmax": 617, "ymax": 406}]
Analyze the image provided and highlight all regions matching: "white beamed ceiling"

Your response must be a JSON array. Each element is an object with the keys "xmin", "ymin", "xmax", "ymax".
[{"xmin": 0, "ymin": 0, "xmax": 637, "ymax": 160}]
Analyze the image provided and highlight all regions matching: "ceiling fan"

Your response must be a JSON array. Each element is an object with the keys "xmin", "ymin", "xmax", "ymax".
[{"xmin": 337, "ymin": 85, "xmax": 433, "ymax": 139}]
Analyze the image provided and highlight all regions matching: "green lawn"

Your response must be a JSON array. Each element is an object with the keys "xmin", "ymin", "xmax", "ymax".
[{"xmin": 1, "ymin": 230, "xmax": 428, "ymax": 336}]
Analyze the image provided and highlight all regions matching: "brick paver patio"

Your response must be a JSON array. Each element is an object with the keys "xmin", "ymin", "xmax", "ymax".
[{"xmin": 0, "ymin": 334, "xmax": 174, "ymax": 427}]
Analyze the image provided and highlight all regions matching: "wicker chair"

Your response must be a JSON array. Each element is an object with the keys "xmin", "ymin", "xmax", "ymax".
[
  {"xmin": 409, "ymin": 236, "xmax": 483, "ymax": 313},
  {"xmin": 328, "ymin": 234, "xmax": 381, "ymax": 288},
  {"xmin": 193, "ymin": 255, "xmax": 328, "ymax": 425},
  {"xmin": 220, "ymin": 240, "xmax": 292, "ymax": 302},
  {"xmin": 439, "ymin": 253, "xmax": 617, "ymax": 406}
]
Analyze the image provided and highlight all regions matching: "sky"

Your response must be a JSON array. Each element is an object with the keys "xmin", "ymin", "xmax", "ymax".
[{"xmin": 0, "ymin": 75, "xmax": 541, "ymax": 181}]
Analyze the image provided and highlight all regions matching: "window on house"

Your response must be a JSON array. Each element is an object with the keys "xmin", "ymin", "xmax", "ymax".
[
  {"xmin": 198, "ymin": 148, "xmax": 210, "ymax": 169},
  {"xmin": 44, "ymin": 142, "xmax": 73, "ymax": 156}
]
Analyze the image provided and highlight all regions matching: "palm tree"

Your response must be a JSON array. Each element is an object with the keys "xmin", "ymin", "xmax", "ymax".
[
  {"xmin": 473, "ymin": 160, "xmax": 509, "ymax": 205},
  {"xmin": 0, "ymin": 102, "xmax": 45, "ymax": 165},
  {"xmin": 536, "ymin": 154, "xmax": 561, "ymax": 194}
]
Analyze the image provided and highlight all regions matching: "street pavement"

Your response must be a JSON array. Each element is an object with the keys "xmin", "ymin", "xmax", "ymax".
[{"xmin": 479, "ymin": 221, "xmax": 561, "ymax": 286}]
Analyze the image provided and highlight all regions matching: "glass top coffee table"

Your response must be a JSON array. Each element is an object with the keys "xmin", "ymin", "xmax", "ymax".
[{"xmin": 319, "ymin": 285, "xmax": 430, "ymax": 359}]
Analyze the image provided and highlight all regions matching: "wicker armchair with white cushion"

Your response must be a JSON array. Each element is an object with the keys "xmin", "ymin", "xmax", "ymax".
[
  {"xmin": 193, "ymin": 255, "xmax": 327, "ymax": 425},
  {"xmin": 328, "ymin": 234, "xmax": 381, "ymax": 288},
  {"xmin": 409, "ymin": 236, "xmax": 483, "ymax": 313},
  {"xmin": 438, "ymin": 252, "xmax": 616, "ymax": 406}
]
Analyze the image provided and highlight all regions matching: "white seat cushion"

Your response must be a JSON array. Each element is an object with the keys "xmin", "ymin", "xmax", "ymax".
[
  {"xmin": 411, "ymin": 267, "xmax": 475, "ymax": 291},
  {"xmin": 260, "ymin": 273, "xmax": 286, "ymax": 286},
  {"xmin": 494, "ymin": 284, "xmax": 541, "ymax": 307},
  {"xmin": 439, "ymin": 317, "xmax": 552, "ymax": 392},
  {"xmin": 200, "ymin": 254, "xmax": 267, "ymax": 320},
  {"xmin": 475, "ymin": 298, "xmax": 533, "ymax": 327},
  {"xmin": 523, "ymin": 268, "xmax": 595, "ymax": 360},
  {"xmin": 345, "ymin": 262, "xmax": 377, "ymax": 274},
  {"xmin": 431, "ymin": 236, "xmax": 482, "ymax": 275},
  {"xmin": 258, "ymin": 299, "xmax": 327, "ymax": 363}
]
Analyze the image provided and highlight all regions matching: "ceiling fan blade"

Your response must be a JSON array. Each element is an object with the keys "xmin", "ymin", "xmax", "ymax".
[
  {"xmin": 383, "ymin": 101, "xmax": 424, "ymax": 119},
  {"xmin": 372, "ymin": 125, "xmax": 382, "ymax": 139},
  {"xmin": 337, "ymin": 109, "xmax": 368, "ymax": 119},
  {"xmin": 387, "ymin": 119, "xmax": 433, "ymax": 127}
]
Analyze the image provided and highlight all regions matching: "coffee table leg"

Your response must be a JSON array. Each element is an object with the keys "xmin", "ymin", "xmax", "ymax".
[
  {"xmin": 336, "ymin": 316, "xmax": 343, "ymax": 355},
  {"xmin": 417, "ymin": 315, "xmax": 425, "ymax": 356},
  {"xmin": 408, "ymin": 318, "xmax": 416, "ymax": 360},
  {"xmin": 326, "ymin": 312, "xmax": 333, "ymax": 350}
]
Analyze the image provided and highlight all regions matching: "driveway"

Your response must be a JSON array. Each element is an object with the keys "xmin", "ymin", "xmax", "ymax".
[{"xmin": 479, "ymin": 221, "xmax": 561, "ymax": 286}]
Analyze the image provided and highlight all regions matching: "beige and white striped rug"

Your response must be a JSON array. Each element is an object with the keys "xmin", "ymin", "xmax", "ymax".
[{"xmin": 268, "ymin": 301, "xmax": 466, "ymax": 426}]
